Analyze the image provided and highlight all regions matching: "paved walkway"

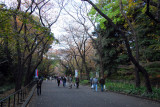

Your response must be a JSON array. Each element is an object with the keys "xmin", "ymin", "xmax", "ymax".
[{"xmin": 28, "ymin": 80, "xmax": 160, "ymax": 107}]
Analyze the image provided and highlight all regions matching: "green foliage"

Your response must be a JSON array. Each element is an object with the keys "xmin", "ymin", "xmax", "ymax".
[
  {"xmin": 80, "ymin": 80, "xmax": 89, "ymax": 85},
  {"xmin": 90, "ymin": 0, "xmax": 160, "ymax": 63},
  {"xmin": 105, "ymin": 80, "xmax": 160, "ymax": 100},
  {"xmin": 38, "ymin": 56, "xmax": 59, "ymax": 77},
  {"xmin": 146, "ymin": 62, "xmax": 160, "ymax": 68},
  {"xmin": 89, "ymin": 0, "xmax": 127, "ymax": 29},
  {"xmin": 116, "ymin": 54, "xmax": 129, "ymax": 64},
  {"xmin": 94, "ymin": 23, "xmax": 127, "ymax": 76},
  {"xmin": 130, "ymin": 1, "xmax": 160, "ymax": 62},
  {"xmin": 144, "ymin": 62, "xmax": 160, "ymax": 78},
  {"xmin": 0, "ymin": 83, "xmax": 14, "ymax": 92},
  {"xmin": 0, "ymin": 5, "xmax": 56, "ymax": 88}
]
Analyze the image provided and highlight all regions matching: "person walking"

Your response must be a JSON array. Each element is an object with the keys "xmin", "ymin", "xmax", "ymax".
[
  {"xmin": 68, "ymin": 74, "xmax": 72, "ymax": 89},
  {"xmin": 99, "ymin": 77, "xmax": 105, "ymax": 92},
  {"xmin": 92, "ymin": 77, "xmax": 98, "ymax": 92},
  {"xmin": 62, "ymin": 76, "xmax": 67, "ymax": 87},
  {"xmin": 90, "ymin": 77, "xmax": 93, "ymax": 89},
  {"xmin": 37, "ymin": 78, "xmax": 42, "ymax": 95},
  {"xmin": 75, "ymin": 77, "xmax": 79, "ymax": 88},
  {"xmin": 57, "ymin": 76, "xmax": 61, "ymax": 87}
]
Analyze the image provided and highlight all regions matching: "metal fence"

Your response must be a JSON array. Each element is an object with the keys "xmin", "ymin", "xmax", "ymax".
[{"xmin": 0, "ymin": 81, "xmax": 35, "ymax": 107}]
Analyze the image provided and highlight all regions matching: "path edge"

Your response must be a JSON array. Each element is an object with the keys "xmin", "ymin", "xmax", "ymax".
[{"xmin": 21, "ymin": 85, "xmax": 36, "ymax": 107}]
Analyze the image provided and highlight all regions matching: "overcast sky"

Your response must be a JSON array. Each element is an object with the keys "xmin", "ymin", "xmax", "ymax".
[
  {"xmin": 0, "ymin": 0, "xmax": 93, "ymax": 50},
  {"xmin": 51, "ymin": 0, "xmax": 93, "ymax": 50}
]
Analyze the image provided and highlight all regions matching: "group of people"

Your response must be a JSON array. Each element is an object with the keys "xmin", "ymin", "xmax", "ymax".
[
  {"xmin": 36, "ymin": 75, "xmax": 105, "ymax": 96},
  {"xmin": 57, "ymin": 74, "xmax": 80, "ymax": 89},
  {"xmin": 90, "ymin": 77, "xmax": 105, "ymax": 92},
  {"xmin": 57, "ymin": 76, "xmax": 67, "ymax": 87}
]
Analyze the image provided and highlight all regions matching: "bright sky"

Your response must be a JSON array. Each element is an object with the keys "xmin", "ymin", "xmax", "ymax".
[
  {"xmin": 51, "ymin": 0, "xmax": 93, "ymax": 50},
  {"xmin": 0, "ymin": 0, "xmax": 93, "ymax": 50}
]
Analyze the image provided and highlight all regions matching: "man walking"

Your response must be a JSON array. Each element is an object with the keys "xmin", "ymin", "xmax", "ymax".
[
  {"xmin": 75, "ymin": 77, "xmax": 79, "ymax": 88},
  {"xmin": 92, "ymin": 77, "xmax": 98, "ymax": 92},
  {"xmin": 99, "ymin": 77, "xmax": 105, "ymax": 92},
  {"xmin": 68, "ymin": 74, "xmax": 72, "ymax": 89},
  {"xmin": 62, "ymin": 76, "xmax": 67, "ymax": 87},
  {"xmin": 37, "ymin": 78, "xmax": 42, "ymax": 95}
]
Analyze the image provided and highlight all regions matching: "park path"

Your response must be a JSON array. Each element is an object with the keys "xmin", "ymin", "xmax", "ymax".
[{"xmin": 28, "ymin": 80, "xmax": 160, "ymax": 107}]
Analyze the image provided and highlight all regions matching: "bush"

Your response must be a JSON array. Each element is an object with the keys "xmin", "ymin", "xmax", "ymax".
[
  {"xmin": 145, "ymin": 62, "xmax": 160, "ymax": 69},
  {"xmin": 0, "ymin": 83, "xmax": 14, "ymax": 93},
  {"xmin": 80, "ymin": 80, "xmax": 89, "ymax": 85},
  {"xmin": 105, "ymin": 80, "xmax": 160, "ymax": 100}
]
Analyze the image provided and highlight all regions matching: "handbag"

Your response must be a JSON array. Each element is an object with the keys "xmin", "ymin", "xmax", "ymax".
[{"xmin": 91, "ymin": 84, "xmax": 94, "ymax": 89}]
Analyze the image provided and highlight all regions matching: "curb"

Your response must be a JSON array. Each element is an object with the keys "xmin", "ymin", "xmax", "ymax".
[{"xmin": 21, "ymin": 85, "xmax": 36, "ymax": 107}]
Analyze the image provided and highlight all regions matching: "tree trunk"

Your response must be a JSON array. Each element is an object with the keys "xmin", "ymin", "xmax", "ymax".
[
  {"xmin": 119, "ymin": 0, "xmax": 141, "ymax": 87},
  {"xmin": 99, "ymin": 54, "xmax": 104, "ymax": 78},
  {"xmin": 84, "ymin": 61, "xmax": 90, "ymax": 80},
  {"xmin": 124, "ymin": 36, "xmax": 152, "ymax": 92},
  {"xmin": 24, "ymin": 56, "xmax": 32, "ymax": 86},
  {"xmin": 135, "ymin": 36, "xmax": 140, "ymax": 87},
  {"xmin": 13, "ymin": 14, "xmax": 23, "ymax": 91},
  {"xmin": 74, "ymin": 54, "xmax": 82, "ymax": 79}
]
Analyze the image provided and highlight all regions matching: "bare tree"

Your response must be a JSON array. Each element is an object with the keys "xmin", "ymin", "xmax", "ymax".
[
  {"xmin": 63, "ymin": 24, "xmax": 91, "ymax": 80},
  {"xmin": 60, "ymin": 0, "xmax": 106, "ymax": 78},
  {"xmin": 62, "ymin": 35, "xmax": 83, "ymax": 78}
]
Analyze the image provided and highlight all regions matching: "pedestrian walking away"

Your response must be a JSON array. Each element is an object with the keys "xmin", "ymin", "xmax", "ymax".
[
  {"xmin": 62, "ymin": 76, "xmax": 67, "ymax": 87},
  {"xmin": 99, "ymin": 77, "xmax": 105, "ymax": 92},
  {"xmin": 68, "ymin": 74, "xmax": 72, "ymax": 89},
  {"xmin": 75, "ymin": 77, "xmax": 79, "ymax": 88},
  {"xmin": 90, "ymin": 77, "xmax": 93, "ymax": 89},
  {"xmin": 57, "ymin": 76, "xmax": 61, "ymax": 87},
  {"xmin": 37, "ymin": 78, "xmax": 42, "ymax": 95}
]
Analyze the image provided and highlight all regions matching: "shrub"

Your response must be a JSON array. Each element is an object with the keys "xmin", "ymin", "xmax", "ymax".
[
  {"xmin": 80, "ymin": 80, "xmax": 89, "ymax": 85},
  {"xmin": 105, "ymin": 80, "xmax": 160, "ymax": 100}
]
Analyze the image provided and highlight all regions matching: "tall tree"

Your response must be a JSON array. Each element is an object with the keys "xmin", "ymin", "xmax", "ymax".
[
  {"xmin": 119, "ymin": 0, "xmax": 141, "ymax": 87},
  {"xmin": 82, "ymin": 0, "xmax": 152, "ymax": 92}
]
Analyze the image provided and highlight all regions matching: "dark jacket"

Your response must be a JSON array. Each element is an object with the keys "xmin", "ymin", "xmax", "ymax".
[
  {"xmin": 76, "ymin": 78, "xmax": 79, "ymax": 83},
  {"xmin": 99, "ymin": 79, "xmax": 105, "ymax": 85},
  {"xmin": 63, "ymin": 77, "xmax": 66, "ymax": 82},
  {"xmin": 37, "ymin": 79, "xmax": 42, "ymax": 88}
]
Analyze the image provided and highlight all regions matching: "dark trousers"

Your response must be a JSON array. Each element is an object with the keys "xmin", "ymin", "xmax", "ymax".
[
  {"xmin": 63, "ymin": 82, "xmax": 66, "ymax": 87},
  {"xmin": 76, "ymin": 82, "xmax": 79, "ymax": 88},
  {"xmin": 101, "ymin": 84, "xmax": 104, "ymax": 92},
  {"xmin": 58, "ymin": 81, "xmax": 60, "ymax": 87},
  {"xmin": 37, "ymin": 86, "xmax": 41, "ymax": 95}
]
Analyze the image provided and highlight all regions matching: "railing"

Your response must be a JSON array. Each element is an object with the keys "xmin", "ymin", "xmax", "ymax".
[{"xmin": 0, "ymin": 81, "xmax": 35, "ymax": 107}]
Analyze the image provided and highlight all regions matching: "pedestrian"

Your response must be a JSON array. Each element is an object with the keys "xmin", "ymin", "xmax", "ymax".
[
  {"xmin": 68, "ymin": 74, "xmax": 72, "ymax": 89},
  {"xmin": 99, "ymin": 77, "xmax": 105, "ymax": 92},
  {"xmin": 90, "ymin": 77, "xmax": 93, "ymax": 89},
  {"xmin": 37, "ymin": 78, "xmax": 42, "ymax": 95},
  {"xmin": 92, "ymin": 77, "xmax": 98, "ymax": 92},
  {"xmin": 62, "ymin": 76, "xmax": 67, "ymax": 87},
  {"xmin": 57, "ymin": 76, "xmax": 61, "ymax": 87},
  {"xmin": 75, "ymin": 77, "xmax": 79, "ymax": 88}
]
